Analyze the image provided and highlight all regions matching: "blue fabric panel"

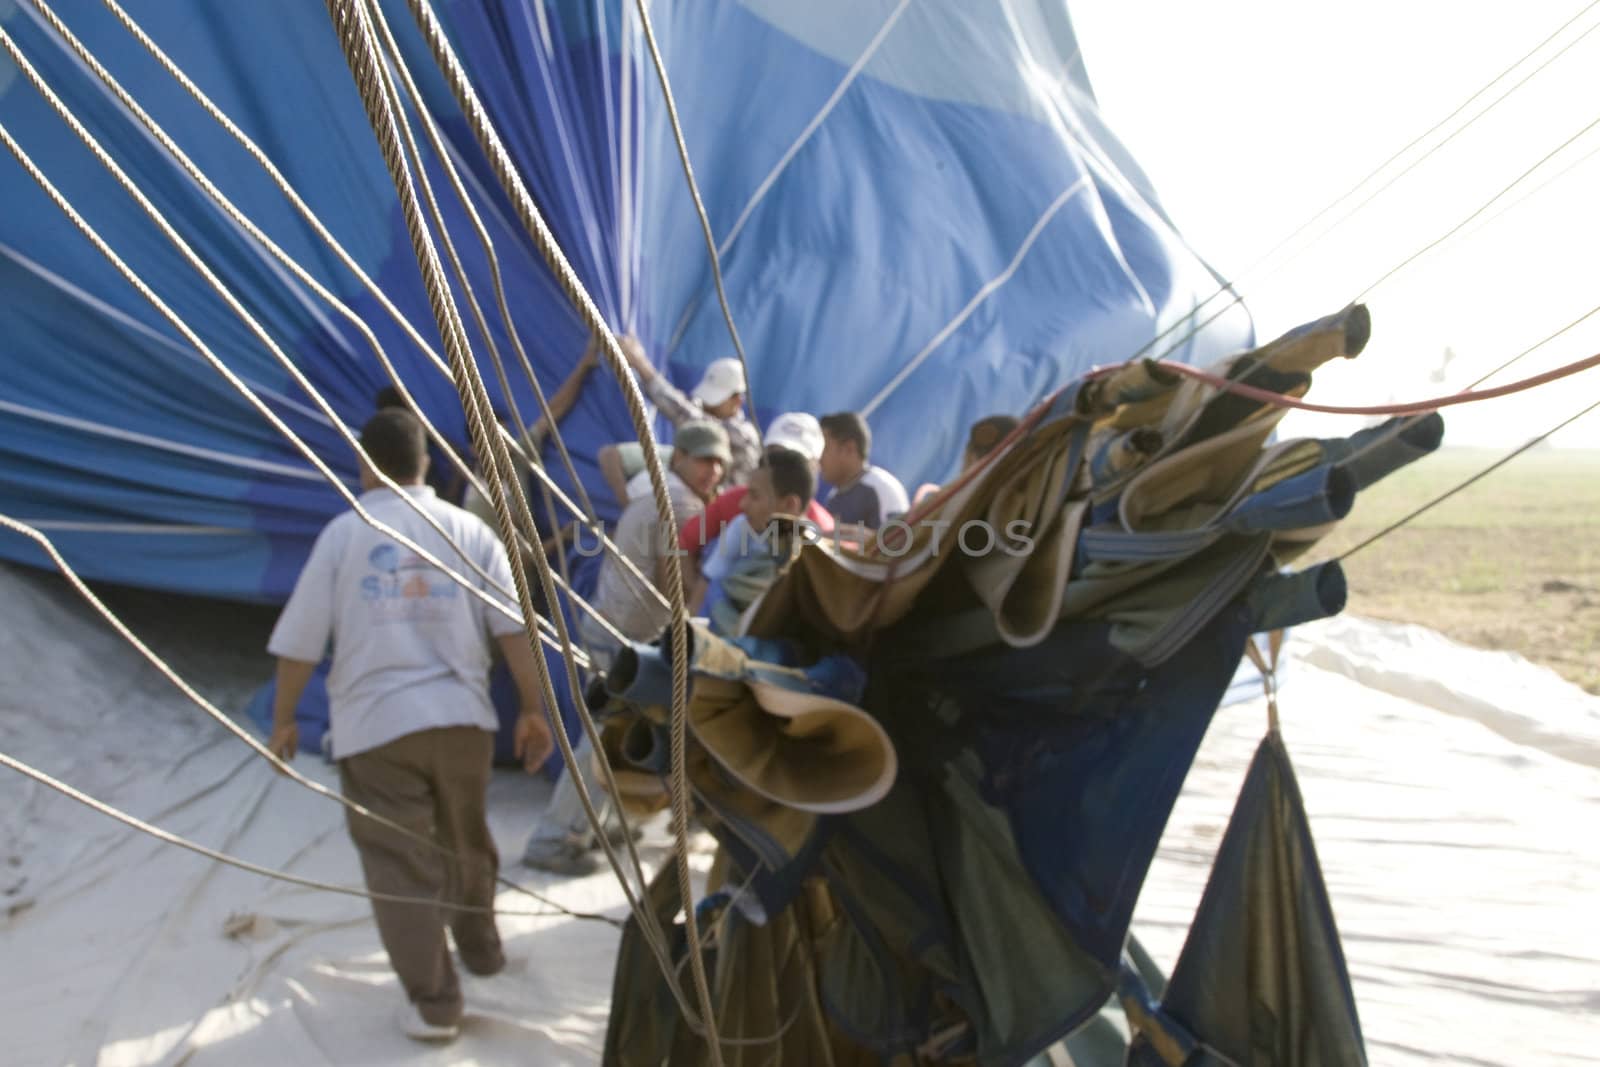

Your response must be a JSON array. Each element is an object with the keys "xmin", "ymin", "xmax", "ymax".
[
  {"xmin": 926, "ymin": 605, "xmax": 1255, "ymax": 969},
  {"xmin": 1226, "ymin": 464, "xmax": 1356, "ymax": 533},
  {"xmin": 1, "ymin": 0, "xmax": 1251, "ymax": 604}
]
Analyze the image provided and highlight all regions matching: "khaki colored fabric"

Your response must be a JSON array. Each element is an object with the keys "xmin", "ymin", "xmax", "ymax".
[
  {"xmin": 690, "ymin": 671, "xmax": 896, "ymax": 814},
  {"xmin": 689, "ymin": 743, "xmax": 820, "ymax": 865},
  {"xmin": 338, "ymin": 726, "xmax": 498, "ymax": 1028},
  {"xmin": 748, "ymin": 306, "xmax": 1371, "ymax": 656},
  {"xmin": 748, "ymin": 406, "xmax": 1089, "ymax": 648},
  {"xmin": 616, "ymin": 628, "xmax": 897, "ymax": 816},
  {"xmin": 1119, "ymin": 414, "xmax": 1287, "ymax": 531},
  {"xmin": 1126, "ymin": 732, "xmax": 1368, "ymax": 1066},
  {"xmin": 603, "ymin": 869, "xmax": 881, "ymax": 1067},
  {"xmin": 596, "ymin": 627, "xmax": 893, "ymax": 880},
  {"xmin": 595, "ymin": 714, "xmax": 673, "ymax": 818}
]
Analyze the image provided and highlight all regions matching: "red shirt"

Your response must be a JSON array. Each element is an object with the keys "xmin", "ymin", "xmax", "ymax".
[{"xmin": 678, "ymin": 486, "xmax": 835, "ymax": 560}]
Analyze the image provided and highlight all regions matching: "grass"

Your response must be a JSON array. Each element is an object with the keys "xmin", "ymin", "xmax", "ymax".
[{"xmin": 1314, "ymin": 447, "xmax": 1600, "ymax": 694}]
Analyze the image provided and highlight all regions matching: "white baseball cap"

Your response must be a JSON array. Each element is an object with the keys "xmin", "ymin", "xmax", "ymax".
[
  {"xmin": 692, "ymin": 358, "xmax": 747, "ymax": 407},
  {"xmin": 763, "ymin": 411, "xmax": 824, "ymax": 463}
]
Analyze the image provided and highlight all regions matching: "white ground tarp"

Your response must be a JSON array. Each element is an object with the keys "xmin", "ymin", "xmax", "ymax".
[{"xmin": 2, "ymin": 564, "xmax": 1597, "ymax": 1066}]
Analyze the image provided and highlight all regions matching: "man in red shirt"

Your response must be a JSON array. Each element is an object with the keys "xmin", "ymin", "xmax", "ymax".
[{"xmin": 678, "ymin": 412, "xmax": 833, "ymax": 605}]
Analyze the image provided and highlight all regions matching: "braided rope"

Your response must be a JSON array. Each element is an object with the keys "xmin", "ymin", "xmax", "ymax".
[
  {"xmin": 23, "ymin": 0, "xmax": 634, "ymax": 665},
  {"xmin": 355, "ymin": 0, "xmax": 656, "ymax": 904},
  {"xmin": 0, "ymin": 31, "xmax": 589, "ymax": 669},
  {"xmin": 0, "ymin": 749, "xmax": 619, "ymax": 923},
  {"xmin": 395, "ymin": 0, "xmax": 720, "ymax": 1047},
  {"xmin": 92, "ymin": 0, "xmax": 669, "ymax": 617},
  {"xmin": 328, "ymin": 0, "xmax": 711, "ymax": 1034},
  {"xmin": 362, "ymin": 6, "xmax": 606, "ymax": 673},
  {"xmin": 27, "ymin": 0, "xmax": 680, "ymax": 890},
  {"xmin": 0, "ymin": 513, "xmax": 614, "ymax": 925},
  {"xmin": 22, "ymin": 0, "xmax": 499, "ymax": 502},
  {"xmin": 630, "ymin": 0, "xmax": 760, "ymax": 439},
  {"xmin": 40, "ymin": 0, "xmax": 664, "ymax": 661}
]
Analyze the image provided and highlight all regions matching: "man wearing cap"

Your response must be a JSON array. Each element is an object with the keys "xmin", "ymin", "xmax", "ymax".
[
  {"xmin": 615, "ymin": 334, "xmax": 762, "ymax": 487},
  {"xmin": 678, "ymin": 412, "xmax": 835, "ymax": 576},
  {"xmin": 700, "ymin": 446, "xmax": 817, "ymax": 634},
  {"xmin": 583, "ymin": 417, "xmax": 729, "ymax": 661},
  {"xmin": 523, "ymin": 418, "xmax": 730, "ymax": 875}
]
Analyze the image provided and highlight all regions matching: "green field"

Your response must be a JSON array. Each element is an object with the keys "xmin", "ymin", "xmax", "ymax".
[{"xmin": 1315, "ymin": 448, "xmax": 1600, "ymax": 693}]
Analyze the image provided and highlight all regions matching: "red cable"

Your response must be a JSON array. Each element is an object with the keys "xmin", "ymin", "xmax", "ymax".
[
  {"xmin": 1089, "ymin": 349, "xmax": 1600, "ymax": 416},
  {"xmin": 875, "ymin": 343, "xmax": 1599, "ymax": 550}
]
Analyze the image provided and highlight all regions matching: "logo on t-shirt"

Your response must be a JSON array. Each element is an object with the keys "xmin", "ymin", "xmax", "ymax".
[
  {"xmin": 360, "ymin": 540, "xmax": 458, "ymax": 619},
  {"xmin": 368, "ymin": 543, "xmax": 400, "ymax": 573}
]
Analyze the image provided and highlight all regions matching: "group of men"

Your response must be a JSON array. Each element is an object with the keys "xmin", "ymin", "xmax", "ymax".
[{"xmin": 264, "ymin": 336, "xmax": 1015, "ymax": 1041}]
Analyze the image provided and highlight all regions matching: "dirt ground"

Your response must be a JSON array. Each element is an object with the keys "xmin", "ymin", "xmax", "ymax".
[{"xmin": 1314, "ymin": 447, "xmax": 1600, "ymax": 694}]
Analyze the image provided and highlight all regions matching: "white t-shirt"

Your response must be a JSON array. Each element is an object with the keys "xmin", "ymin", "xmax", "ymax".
[
  {"xmin": 588, "ymin": 470, "xmax": 704, "ymax": 646},
  {"xmin": 825, "ymin": 464, "xmax": 911, "ymax": 529},
  {"xmin": 267, "ymin": 486, "xmax": 522, "ymax": 759}
]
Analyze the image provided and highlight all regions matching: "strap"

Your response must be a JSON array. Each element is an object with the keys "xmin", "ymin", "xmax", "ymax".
[{"xmin": 1243, "ymin": 629, "xmax": 1284, "ymax": 734}]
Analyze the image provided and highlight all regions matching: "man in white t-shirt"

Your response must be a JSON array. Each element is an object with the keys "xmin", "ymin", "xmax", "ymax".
[
  {"xmin": 580, "ymin": 418, "xmax": 730, "ymax": 659},
  {"xmin": 522, "ymin": 419, "xmax": 730, "ymax": 876},
  {"xmin": 818, "ymin": 411, "xmax": 910, "ymax": 531},
  {"xmin": 266, "ymin": 409, "xmax": 554, "ymax": 1044}
]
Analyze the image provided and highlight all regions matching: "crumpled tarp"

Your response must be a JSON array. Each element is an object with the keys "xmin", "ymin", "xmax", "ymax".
[
  {"xmin": 597, "ymin": 307, "xmax": 1434, "ymax": 1065},
  {"xmin": 1125, "ymin": 730, "xmax": 1366, "ymax": 1066}
]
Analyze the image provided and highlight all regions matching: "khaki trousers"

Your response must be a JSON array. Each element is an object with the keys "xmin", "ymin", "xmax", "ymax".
[{"xmin": 338, "ymin": 726, "xmax": 499, "ymax": 1026}]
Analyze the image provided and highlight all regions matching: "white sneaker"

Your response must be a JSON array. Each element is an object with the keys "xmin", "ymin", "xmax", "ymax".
[{"xmin": 396, "ymin": 1002, "xmax": 460, "ymax": 1043}]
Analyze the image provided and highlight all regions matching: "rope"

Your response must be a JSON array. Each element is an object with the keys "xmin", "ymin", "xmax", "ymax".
[
  {"xmin": 1123, "ymin": 0, "xmax": 1600, "ymax": 369},
  {"xmin": 40, "ymin": 0, "xmax": 674, "ymax": 930},
  {"xmin": 0, "ymin": 36, "xmax": 589, "ymax": 671},
  {"xmin": 366, "ymin": 10, "xmax": 651, "ymax": 671},
  {"xmin": 0, "ymin": 750, "xmax": 620, "ymax": 924},
  {"xmin": 89, "ymin": 0, "xmax": 665, "ymax": 622},
  {"xmin": 1451, "ymin": 134, "xmax": 1600, "ymax": 246},
  {"xmin": 0, "ymin": 17, "xmax": 697, "ymax": 949},
  {"xmin": 0, "ymin": 513, "xmax": 614, "ymax": 927},
  {"xmin": 1335, "ymin": 393, "xmax": 1600, "ymax": 563},
  {"xmin": 357, "ymin": 0, "xmax": 659, "ymax": 911},
  {"xmin": 1307, "ymin": 299, "xmax": 1600, "ymax": 490},
  {"xmin": 1097, "ymin": 345, "xmax": 1600, "ymax": 417},
  {"xmin": 13, "ymin": 2, "xmax": 662, "ymax": 677},
  {"xmin": 20, "ymin": 0, "xmax": 641, "ymax": 662},
  {"xmin": 397, "ymin": 0, "xmax": 718, "ymax": 1042},
  {"xmin": 18, "ymin": 0, "xmax": 495, "ymax": 507},
  {"xmin": 1354, "ymin": 111, "xmax": 1600, "ymax": 302},
  {"xmin": 332, "ymin": 0, "xmax": 714, "ymax": 1041},
  {"xmin": 631, "ymin": 0, "xmax": 760, "ymax": 441},
  {"xmin": 359, "ymin": 4, "xmax": 601, "ymax": 677},
  {"xmin": 1243, "ymin": 633, "xmax": 1283, "ymax": 735}
]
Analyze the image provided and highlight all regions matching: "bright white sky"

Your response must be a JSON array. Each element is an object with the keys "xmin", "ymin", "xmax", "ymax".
[{"xmin": 1071, "ymin": 0, "xmax": 1600, "ymax": 448}]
